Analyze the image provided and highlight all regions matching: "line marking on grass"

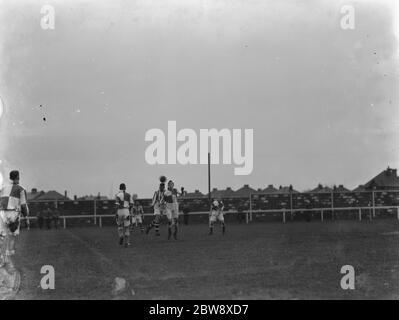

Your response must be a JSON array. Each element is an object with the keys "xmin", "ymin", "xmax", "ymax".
[
  {"xmin": 381, "ymin": 231, "xmax": 399, "ymax": 236},
  {"xmin": 64, "ymin": 229, "xmax": 115, "ymax": 269}
]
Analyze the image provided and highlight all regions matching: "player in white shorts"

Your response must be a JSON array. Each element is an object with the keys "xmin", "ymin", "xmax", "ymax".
[
  {"xmin": 164, "ymin": 180, "xmax": 179, "ymax": 240},
  {"xmin": 209, "ymin": 199, "xmax": 225, "ymax": 235},
  {"xmin": 131, "ymin": 201, "xmax": 144, "ymax": 233},
  {"xmin": 115, "ymin": 183, "xmax": 133, "ymax": 247},
  {"xmin": 146, "ymin": 176, "xmax": 167, "ymax": 236}
]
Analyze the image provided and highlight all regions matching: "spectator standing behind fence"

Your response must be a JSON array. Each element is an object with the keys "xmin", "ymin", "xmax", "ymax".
[
  {"xmin": 237, "ymin": 205, "xmax": 245, "ymax": 224},
  {"xmin": 37, "ymin": 210, "xmax": 44, "ymax": 229},
  {"xmin": 43, "ymin": 204, "xmax": 52, "ymax": 229},
  {"xmin": 182, "ymin": 206, "xmax": 190, "ymax": 225},
  {"xmin": 52, "ymin": 206, "xmax": 60, "ymax": 229}
]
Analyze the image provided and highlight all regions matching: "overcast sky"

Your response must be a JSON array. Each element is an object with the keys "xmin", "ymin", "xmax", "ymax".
[{"xmin": 0, "ymin": 0, "xmax": 398, "ymax": 198}]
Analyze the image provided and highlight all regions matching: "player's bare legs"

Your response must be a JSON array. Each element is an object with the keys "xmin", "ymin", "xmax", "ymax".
[
  {"xmin": 4, "ymin": 234, "xmax": 16, "ymax": 271},
  {"xmin": 123, "ymin": 223, "xmax": 130, "ymax": 247},
  {"xmin": 139, "ymin": 222, "xmax": 144, "ymax": 233}
]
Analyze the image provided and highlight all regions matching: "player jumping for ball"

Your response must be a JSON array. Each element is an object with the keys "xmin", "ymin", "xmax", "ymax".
[
  {"xmin": 164, "ymin": 180, "xmax": 179, "ymax": 240},
  {"xmin": 115, "ymin": 183, "xmax": 133, "ymax": 247},
  {"xmin": 209, "ymin": 199, "xmax": 226, "ymax": 235},
  {"xmin": 146, "ymin": 176, "xmax": 167, "ymax": 236},
  {"xmin": 131, "ymin": 200, "xmax": 144, "ymax": 233}
]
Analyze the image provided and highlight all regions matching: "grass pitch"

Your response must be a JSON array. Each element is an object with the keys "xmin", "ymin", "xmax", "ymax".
[{"xmin": 13, "ymin": 220, "xmax": 399, "ymax": 299}]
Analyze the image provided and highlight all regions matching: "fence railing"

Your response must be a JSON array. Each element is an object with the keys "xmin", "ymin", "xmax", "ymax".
[
  {"xmin": 21, "ymin": 210, "xmax": 250, "ymax": 229},
  {"xmin": 20, "ymin": 205, "xmax": 399, "ymax": 229}
]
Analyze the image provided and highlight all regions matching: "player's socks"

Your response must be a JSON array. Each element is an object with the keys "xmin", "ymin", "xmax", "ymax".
[
  {"xmin": 155, "ymin": 222, "xmax": 160, "ymax": 235},
  {"xmin": 209, "ymin": 226, "xmax": 213, "ymax": 235},
  {"xmin": 119, "ymin": 236, "xmax": 124, "ymax": 245},
  {"xmin": 124, "ymin": 235, "xmax": 130, "ymax": 247},
  {"xmin": 222, "ymin": 224, "xmax": 226, "ymax": 234},
  {"xmin": 168, "ymin": 227, "xmax": 172, "ymax": 240},
  {"xmin": 173, "ymin": 226, "xmax": 178, "ymax": 240},
  {"xmin": 146, "ymin": 220, "xmax": 156, "ymax": 234}
]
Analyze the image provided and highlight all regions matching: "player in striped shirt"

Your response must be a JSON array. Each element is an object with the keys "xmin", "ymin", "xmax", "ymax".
[
  {"xmin": 0, "ymin": 170, "xmax": 29, "ymax": 274},
  {"xmin": 164, "ymin": 180, "xmax": 179, "ymax": 240},
  {"xmin": 115, "ymin": 183, "xmax": 134, "ymax": 247},
  {"xmin": 146, "ymin": 176, "xmax": 167, "ymax": 236}
]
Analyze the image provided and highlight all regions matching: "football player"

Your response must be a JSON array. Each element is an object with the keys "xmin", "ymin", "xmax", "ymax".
[
  {"xmin": 131, "ymin": 200, "xmax": 144, "ymax": 233},
  {"xmin": 146, "ymin": 176, "xmax": 166, "ymax": 236},
  {"xmin": 115, "ymin": 183, "xmax": 133, "ymax": 247},
  {"xmin": 164, "ymin": 180, "xmax": 179, "ymax": 240},
  {"xmin": 0, "ymin": 170, "xmax": 29, "ymax": 290},
  {"xmin": 209, "ymin": 199, "xmax": 225, "ymax": 235}
]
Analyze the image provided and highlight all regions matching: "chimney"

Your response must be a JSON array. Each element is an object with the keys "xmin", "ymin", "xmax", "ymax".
[
  {"xmin": 195, "ymin": 189, "xmax": 199, "ymax": 193},
  {"xmin": 268, "ymin": 184, "xmax": 273, "ymax": 188},
  {"xmin": 244, "ymin": 184, "xmax": 249, "ymax": 188},
  {"xmin": 64, "ymin": 190, "xmax": 68, "ymax": 198},
  {"xmin": 227, "ymin": 187, "xmax": 232, "ymax": 191},
  {"xmin": 74, "ymin": 195, "xmax": 77, "ymax": 201},
  {"xmin": 31, "ymin": 188, "xmax": 37, "ymax": 194},
  {"xmin": 212, "ymin": 188, "xmax": 217, "ymax": 191},
  {"xmin": 393, "ymin": 169, "xmax": 397, "ymax": 176}
]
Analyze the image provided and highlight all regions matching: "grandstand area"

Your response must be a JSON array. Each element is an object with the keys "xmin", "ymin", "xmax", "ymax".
[{"xmin": 14, "ymin": 220, "xmax": 399, "ymax": 299}]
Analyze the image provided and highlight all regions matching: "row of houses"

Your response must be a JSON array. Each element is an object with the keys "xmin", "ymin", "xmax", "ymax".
[
  {"xmin": 27, "ymin": 167, "xmax": 399, "ymax": 202},
  {"xmin": 185, "ymin": 167, "xmax": 399, "ymax": 198},
  {"xmin": 27, "ymin": 189, "xmax": 108, "ymax": 202}
]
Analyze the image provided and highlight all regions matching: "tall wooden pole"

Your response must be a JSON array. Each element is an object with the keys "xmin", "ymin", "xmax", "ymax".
[{"xmin": 208, "ymin": 152, "xmax": 211, "ymax": 210}]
